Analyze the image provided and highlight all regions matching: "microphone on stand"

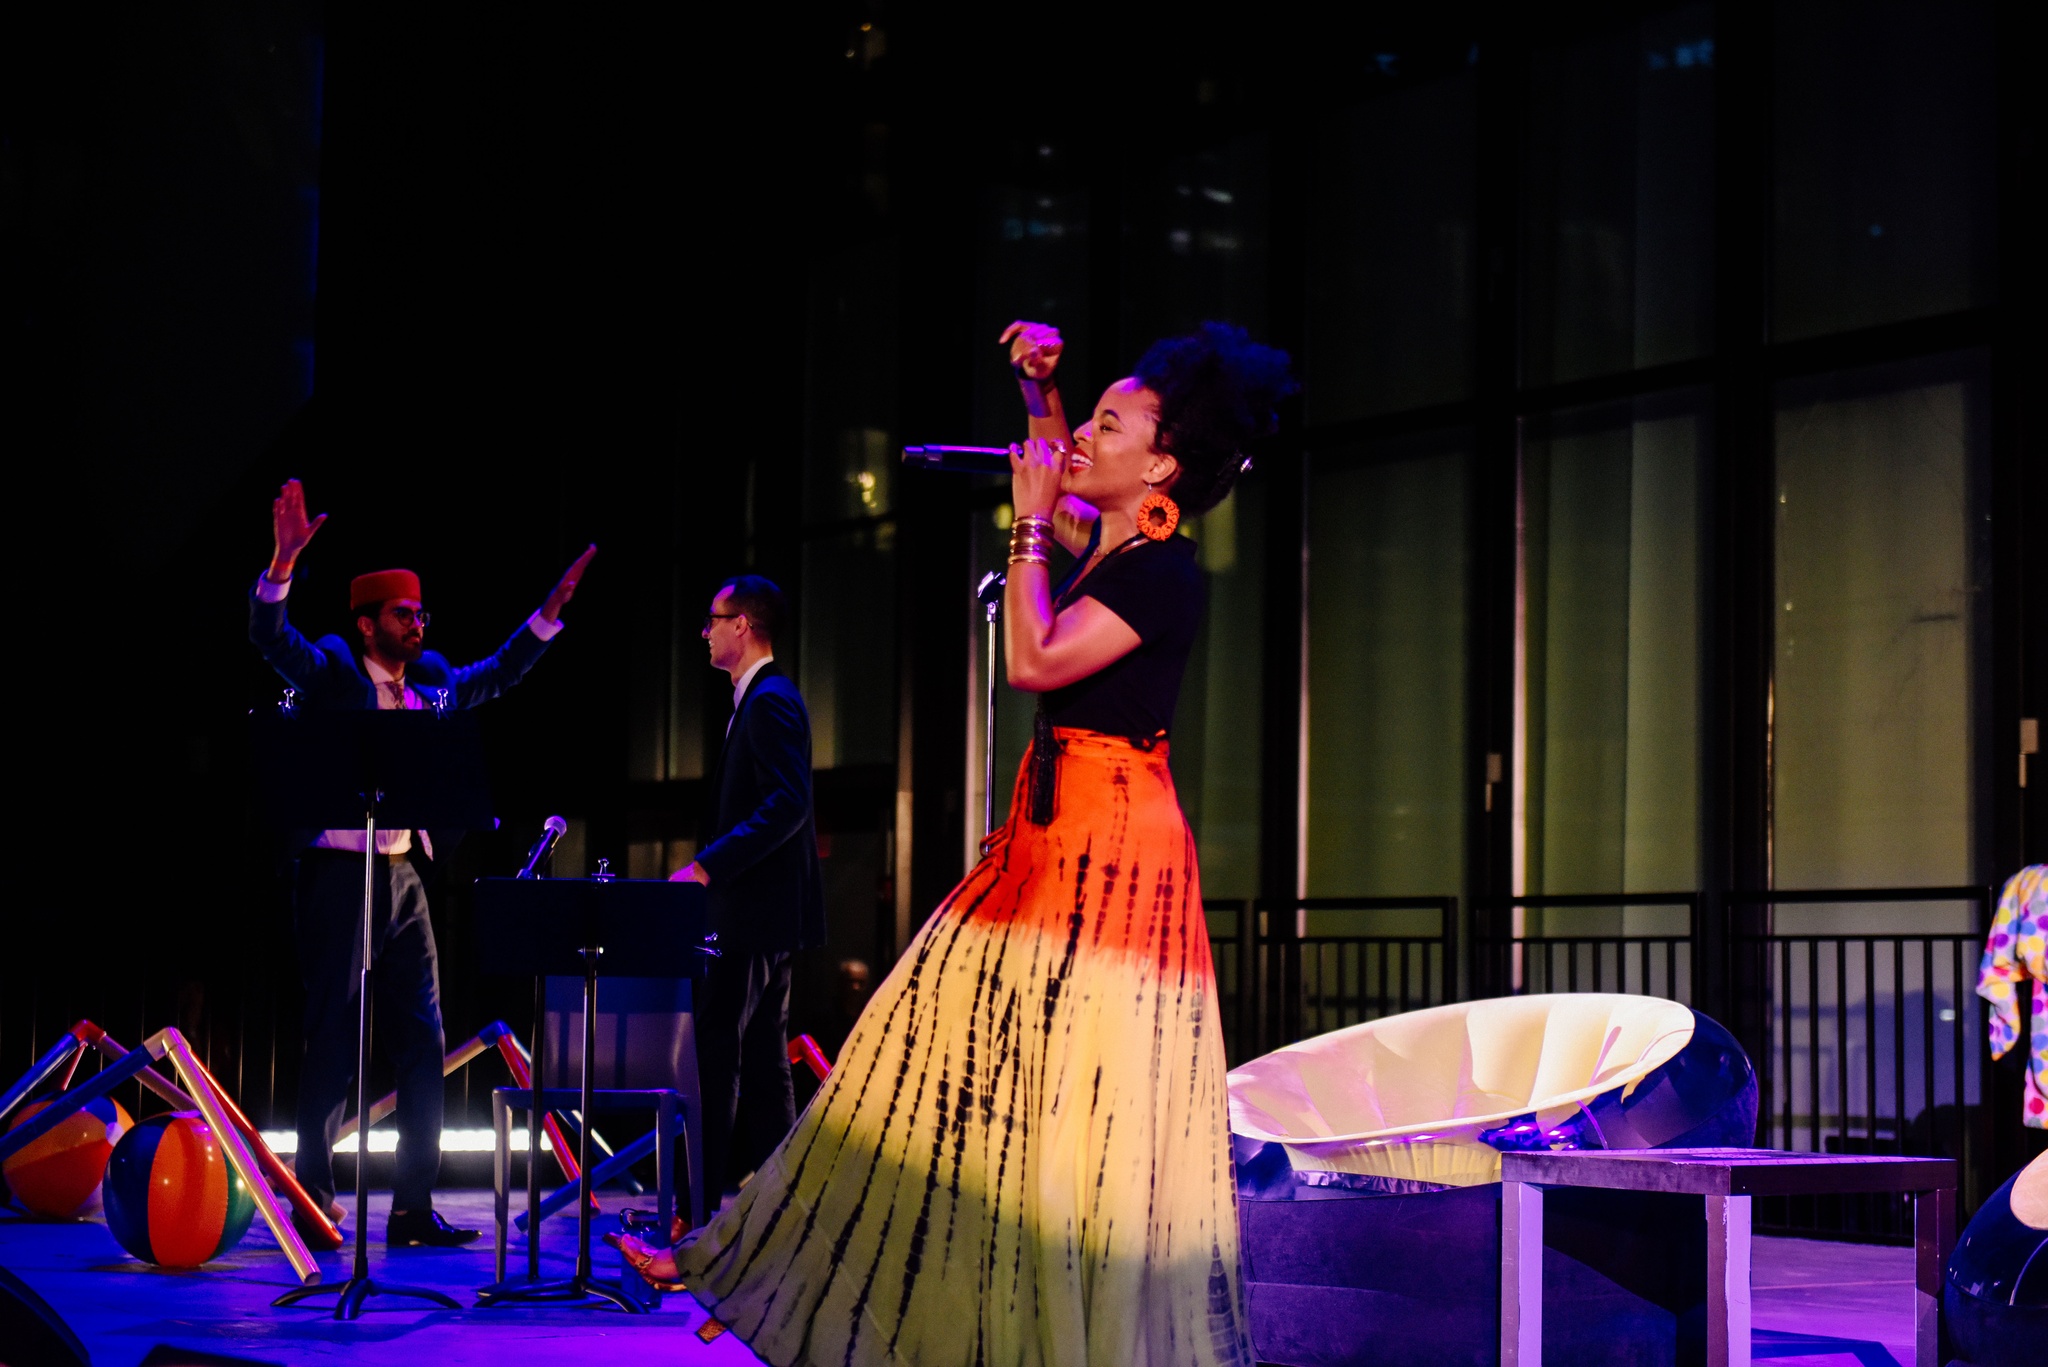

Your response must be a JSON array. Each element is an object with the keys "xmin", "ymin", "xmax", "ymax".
[
  {"xmin": 902, "ymin": 445, "xmax": 1015, "ymax": 476},
  {"xmin": 516, "ymin": 815, "xmax": 569, "ymax": 880}
]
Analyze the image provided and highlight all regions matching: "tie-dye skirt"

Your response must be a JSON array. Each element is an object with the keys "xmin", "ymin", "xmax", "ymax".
[{"xmin": 678, "ymin": 728, "xmax": 1251, "ymax": 1367}]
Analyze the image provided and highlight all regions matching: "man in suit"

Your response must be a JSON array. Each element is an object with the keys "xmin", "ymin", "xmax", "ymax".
[
  {"xmin": 249, "ymin": 478, "xmax": 595, "ymax": 1246},
  {"xmin": 670, "ymin": 574, "xmax": 824, "ymax": 1207}
]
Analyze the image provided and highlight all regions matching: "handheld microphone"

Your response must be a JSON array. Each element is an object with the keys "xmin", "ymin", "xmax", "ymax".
[
  {"xmin": 902, "ymin": 445, "xmax": 1014, "ymax": 476},
  {"xmin": 517, "ymin": 815, "xmax": 569, "ymax": 880}
]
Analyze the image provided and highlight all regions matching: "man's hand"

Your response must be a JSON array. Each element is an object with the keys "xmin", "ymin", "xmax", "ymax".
[
  {"xmin": 537, "ymin": 544, "xmax": 597, "ymax": 625},
  {"xmin": 269, "ymin": 479, "xmax": 327, "ymax": 582},
  {"xmin": 668, "ymin": 861, "xmax": 710, "ymax": 886}
]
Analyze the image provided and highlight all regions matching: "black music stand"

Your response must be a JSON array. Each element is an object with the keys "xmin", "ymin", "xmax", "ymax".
[
  {"xmin": 471, "ymin": 871, "xmax": 713, "ymax": 1312},
  {"xmin": 251, "ymin": 706, "xmax": 493, "ymax": 1321}
]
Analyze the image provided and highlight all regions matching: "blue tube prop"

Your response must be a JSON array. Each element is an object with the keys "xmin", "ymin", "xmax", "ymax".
[
  {"xmin": 0, "ymin": 1043, "xmax": 156, "ymax": 1164},
  {"xmin": 513, "ymin": 1128, "xmax": 658, "ymax": 1231},
  {"xmin": 0, "ymin": 1033, "xmax": 86, "ymax": 1129}
]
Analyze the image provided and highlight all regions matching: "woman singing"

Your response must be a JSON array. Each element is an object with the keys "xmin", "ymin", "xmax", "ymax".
[{"xmin": 634, "ymin": 319, "xmax": 1294, "ymax": 1366}]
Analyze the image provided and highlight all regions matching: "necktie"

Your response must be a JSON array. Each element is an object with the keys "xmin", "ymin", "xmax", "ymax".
[{"xmin": 386, "ymin": 680, "xmax": 406, "ymax": 710}]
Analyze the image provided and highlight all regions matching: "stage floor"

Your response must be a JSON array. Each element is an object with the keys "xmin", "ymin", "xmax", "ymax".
[{"xmin": 2, "ymin": 1188, "xmax": 1922, "ymax": 1366}]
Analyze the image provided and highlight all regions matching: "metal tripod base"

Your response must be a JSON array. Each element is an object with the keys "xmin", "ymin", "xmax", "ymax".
[
  {"xmin": 475, "ymin": 1274, "xmax": 645, "ymax": 1314},
  {"xmin": 274, "ymin": 1275, "xmax": 462, "ymax": 1320}
]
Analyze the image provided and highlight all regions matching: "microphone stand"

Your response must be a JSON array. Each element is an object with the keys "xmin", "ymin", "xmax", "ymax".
[
  {"xmin": 276, "ymin": 785, "xmax": 461, "ymax": 1320},
  {"xmin": 976, "ymin": 571, "xmax": 1004, "ymax": 849}
]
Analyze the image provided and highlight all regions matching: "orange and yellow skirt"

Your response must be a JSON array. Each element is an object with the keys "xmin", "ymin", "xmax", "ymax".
[{"xmin": 678, "ymin": 728, "xmax": 1250, "ymax": 1367}]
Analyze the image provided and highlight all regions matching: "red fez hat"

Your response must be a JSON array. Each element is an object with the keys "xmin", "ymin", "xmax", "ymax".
[{"xmin": 350, "ymin": 569, "xmax": 422, "ymax": 610}]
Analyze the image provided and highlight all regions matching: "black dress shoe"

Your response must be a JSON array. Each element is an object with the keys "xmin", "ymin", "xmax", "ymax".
[{"xmin": 386, "ymin": 1208, "xmax": 481, "ymax": 1247}]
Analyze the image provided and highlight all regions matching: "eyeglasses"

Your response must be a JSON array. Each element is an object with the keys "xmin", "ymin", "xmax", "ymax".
[
  {"xmin": 702, "ymin": 612, "xmax": 741, "ymax": 631},
  {"xmin": 385, "ymin": 607, "xmax": 431, "ymax": 628}
]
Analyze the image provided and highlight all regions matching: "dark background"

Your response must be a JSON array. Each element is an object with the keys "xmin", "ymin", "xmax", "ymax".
[{"xmin": 5, "ymin": 0, "xmax": 2040, "ymax": 1204}]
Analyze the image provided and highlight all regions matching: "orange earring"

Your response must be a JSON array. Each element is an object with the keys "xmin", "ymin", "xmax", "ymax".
[{"xmin": 1136, "ymin": 488, "xmax": 1180, "ymax": 541}]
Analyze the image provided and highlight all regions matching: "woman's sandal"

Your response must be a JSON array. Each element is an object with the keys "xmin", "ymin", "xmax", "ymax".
[
  {"xmin": 604, "ymin": 1230, "xmax": 688, "ymax": 1293},
  {"xmin": 619, "ymin": 1206, "xmax": 690, "ymax": 1247}
]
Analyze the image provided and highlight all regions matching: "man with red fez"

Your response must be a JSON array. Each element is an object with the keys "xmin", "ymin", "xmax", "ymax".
[{"xmin": 248, "ymin": 478, "xmax": 595, "ymax": 1247}]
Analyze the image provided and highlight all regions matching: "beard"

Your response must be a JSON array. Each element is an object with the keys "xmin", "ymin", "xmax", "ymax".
[{"xmin": 378, "ymin": 628, "xmax": 426, "ymax": 664}]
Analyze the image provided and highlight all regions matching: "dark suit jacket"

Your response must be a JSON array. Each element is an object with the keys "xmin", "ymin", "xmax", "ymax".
[
  {"xmin": 249, "ymin": 585, "xmax": 553, "ymax": 851},
  {"xmin": 699, "ymin": 661, "xmax": 825, "ymax": 954},
  {"xmin": 250, "ymin": 586, "xmax": 552, "ymax": 712}
]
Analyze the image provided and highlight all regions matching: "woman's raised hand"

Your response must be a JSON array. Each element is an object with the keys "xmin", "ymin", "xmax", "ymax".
[
  {"xmin": 1000, "ymin": 320, "xmax": 1064, "ymax": 381},
  {"xmin": 1009, "ymin": 437, "xmax": 1066, "ymax": 521}
]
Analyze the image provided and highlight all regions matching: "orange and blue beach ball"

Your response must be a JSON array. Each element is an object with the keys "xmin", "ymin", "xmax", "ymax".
[
  {"xmin": 102, "ymin": 1112, "xmax": 256, "ymax": 1267},
  {"xmin": 2, "ymin": 1096, "xmax": 132, "ymax": 1218}
]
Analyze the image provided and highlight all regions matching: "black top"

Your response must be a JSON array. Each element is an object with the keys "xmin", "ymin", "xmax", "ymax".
[{"xmin": 1044, "ymin": 534, "xmax": 1206, "ymax": 740}]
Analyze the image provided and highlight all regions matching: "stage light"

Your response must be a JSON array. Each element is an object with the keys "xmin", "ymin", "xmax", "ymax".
[{"xmin": 258, "ymin": 1128, "xmax": 554, "ymax": 1154}]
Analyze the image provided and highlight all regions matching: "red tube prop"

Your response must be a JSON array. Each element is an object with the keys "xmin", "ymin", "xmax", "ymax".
[
  {"xmin": 789, "ymin": 1034, "xmax": 832, "ymax": 1082},
  {"xmin": 492, "ymin": 1034, "xmax": 597, "ymax": 1206}
]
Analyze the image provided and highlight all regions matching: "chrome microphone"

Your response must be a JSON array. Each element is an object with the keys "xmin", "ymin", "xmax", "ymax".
[{"xmin": 516, "ymin": 815, "xmax": 569, "ymax": 880}]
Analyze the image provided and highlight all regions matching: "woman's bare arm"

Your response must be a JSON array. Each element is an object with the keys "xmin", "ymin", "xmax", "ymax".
[
  {"xmin": 1001, "ymin": 320, "xmax": 1096, "ymax": 555},
  {"xmin": 1003, "ymin": 437, "xmax": 1141, "ymax": 691}
]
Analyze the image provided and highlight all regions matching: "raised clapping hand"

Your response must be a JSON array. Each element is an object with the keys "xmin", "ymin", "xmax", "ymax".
[
  {"xmin": 269, "ymin": 479, "xmax": 327, "ymax": 581},
  {"xmin": 1000, "ymin": 320, "xmax": 1063, "ymax": 381},
  {"xmin": 1008, "ymin": 436, "xmax": 1066, "ymax": 525},
  {"xmin": 538, "ymin": 544, "xmax": 597, "ymax": 625}
]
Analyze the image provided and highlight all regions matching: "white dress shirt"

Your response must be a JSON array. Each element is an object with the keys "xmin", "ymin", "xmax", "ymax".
[{"xmin": 728, "ymin": 654, "xmax": 774, "ymax": 735}]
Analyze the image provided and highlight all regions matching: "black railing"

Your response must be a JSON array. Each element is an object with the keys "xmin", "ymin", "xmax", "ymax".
[
  {"xmin": 7, "ymin": 883, "xmax": 2018, "ymax": 1238},
  {"xmin": 1729, "ymin": 886, "xmax": 1995, "ymax": 1239},
  {"xmin": 1207, "ymin": 896, "xmax": 1457, "ymax": 1064},
  {"xmin": 1472, "ymin": 893, "xmax": 1699, "ymax": 1005}
]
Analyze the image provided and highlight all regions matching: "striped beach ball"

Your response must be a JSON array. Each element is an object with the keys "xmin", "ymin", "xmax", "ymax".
[
  {"xmin": 3, "ymin": 1096, "xmax": 132, "ymax": 1218},
  {"xmin": 102, "ymin": 1112, "xmax": 256, "ymax": 1267}
]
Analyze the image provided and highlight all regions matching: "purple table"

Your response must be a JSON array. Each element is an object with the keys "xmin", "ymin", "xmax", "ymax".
[{"xmin": 1498, "ymin": 1148, "xmax": 1956, "ymax": 1367}]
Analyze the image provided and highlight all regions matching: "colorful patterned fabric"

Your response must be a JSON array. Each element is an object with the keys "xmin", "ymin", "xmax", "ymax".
[
  {"xmin": 679, "ymin": 729, "xmax": 1251, "ymax": 1367},
  {"xmin": 1976, "ymin": 865, "xmax": 2047, "ymax": 1129}
]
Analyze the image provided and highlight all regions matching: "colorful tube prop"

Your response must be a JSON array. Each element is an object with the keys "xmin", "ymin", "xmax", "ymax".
[
  {"xmin": 85, "ymin": 1028, "xmax": 343, "ymax": 1251},
  {"xmin": 0, "ymin": 1029, "xmax": 319, "ymax": 1285},
  {"xmin": 332, "ymin": 1026, "xmax": 498, "ymax": 1142},
  {"xmin": 491, "ymin": 1027, "xmax": 603, "ymax": 1206},
  {"xmin": 513, "ymin": 1128, "xmax": 659, "ymax": 1231},
  {"xmin": 0, "ymin": 1024, "xmax": 100, "ymax": 1129},
  {"xmin": 788, "ymin": 1034, "xmax": 832, "ymax": 1083}
]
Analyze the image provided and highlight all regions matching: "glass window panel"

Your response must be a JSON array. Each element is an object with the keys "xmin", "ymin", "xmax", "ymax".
[
  {"xmin": 1122, "ymin": 135, "xmax": 1269, "ymax": 352},
  {"xmin": 1171, "ymin": 477, "xmax": 1266, "ymax": 898},
  {"xmin": 1305, "ymin": 431, "xmax": 1471, "ymax": 898},
  {"xmin": 806, "ymin": 242, "xmax": 898, "ymax": 523},
  {"xmin": 973, "ymin": 183, "xmax": 1091, "ymax": 444},
  {"xmin": 1773, "ymin": 0, "xmax": 1995, "ymax": 341},
  {"xmin": 1773, "ymin": 353, "xmax": 1989, "ymax": 894},
  {"xmin": 1521, "ymin": 6, "xmax": 1715, "ymax": 387},
  {"xmin": 626, "ymin": 572, "xmax": 706, "ymax": 782},
  {"xmin": 800, "ymin": 524, "xmax": 899, "ymax": 769},
  {"xmin": 1518, "ymin": 393, "xmax": 1705, "ymax": 926},
  {"xmin": 1308, "ymin": 75, "xmax": 1477, "ymax": 422},
  {"xmin": 966, "ymin": 489, "xmax": 1264, "ymax": 897}
]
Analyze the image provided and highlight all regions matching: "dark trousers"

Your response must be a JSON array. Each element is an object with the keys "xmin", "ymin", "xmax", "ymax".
[
  {"xmin": 697, "ymin": 949, "xmax": 795, "ymax": 1196},
  {"xmin": 293, "ymin": 851, "xmax": 446, "ymax": 1212}
]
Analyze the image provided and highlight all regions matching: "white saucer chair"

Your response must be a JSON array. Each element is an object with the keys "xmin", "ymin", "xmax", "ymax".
[{"xmin": 1228, "ymin": 993, "xmax": 1705, "ymax": 1191}]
